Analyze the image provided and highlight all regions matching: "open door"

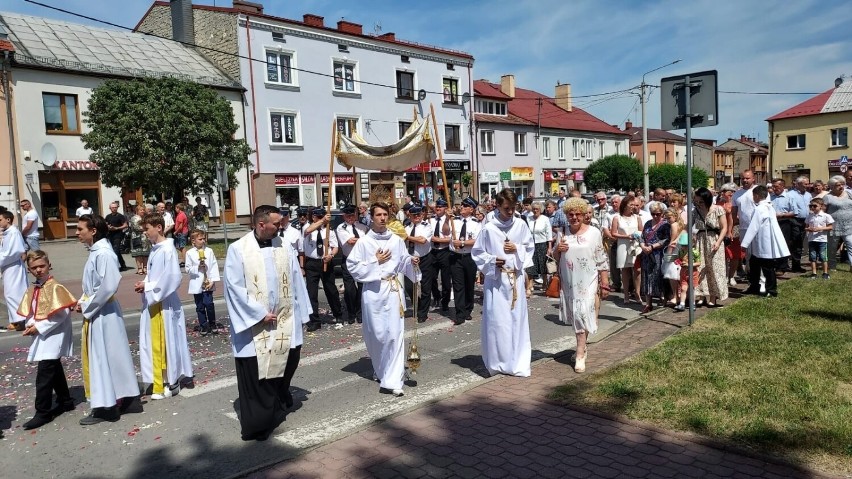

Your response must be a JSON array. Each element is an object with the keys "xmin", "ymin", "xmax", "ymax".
[
  {"xmin": 222, "ymin": 188, "xmax": 236, "ymax": 224},
  {"xmin": 38, "ymin": 172, "xmax": 67, "ymax": 240}
]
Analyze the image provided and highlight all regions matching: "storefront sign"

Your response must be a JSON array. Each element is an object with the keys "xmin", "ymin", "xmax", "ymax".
[
  {"xmin": 54, "ymin": 160, "xmax": 99, "ymax": 170},
  {"xmin": 573, "ymin": 170, "xmax": 584, "ymax": 182},
  {"xmin": 405, "ymin": 160, "xmax": 441, "ymax": 173},
  {"xmin": 300, "ymin": 174, "xmax": 315, "ymax": 184},
  {"xmin": 276, "ymin": 174, "xmax": 319, "ymax": 186},
  {"xmin": 499, "ymin": 171, "xmax": 511, "ymax": 181},
  {"xmin": 543, "ymin": 170, "xmax": 563, "ymax": 182},
  {"xmin": 275, "ymin": 174, "xmax": 300, "ymax": 186},
  {"xmin": 320, "ymin": 174, "xmax": 355, "ymax": 184},
  {"xmin": 510, "ymin": 167, "xmax": 534, "ymax": 181},
  {"xmin": 444, "ymin": 160, "xmax": 470, "ymax": 172},
  {"xmin": 479, "ymin": 172, "xmax": 500, "ymax": 183}
]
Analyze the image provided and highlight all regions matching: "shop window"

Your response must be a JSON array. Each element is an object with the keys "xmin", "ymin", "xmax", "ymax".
[
  {"xmin": 41, "ymin": 191, "xmax": 61, "ymax": 220},
  {"xmin": 65, "ymin": 189, "xmax": 99, "ymax": 218},
  {"xmin": 396, "ymin": 70, "xmax": 415, "ymax": 100},
  {"xmin": 43, "ymin": 93, "xmax": 79, "ymax": 133}
]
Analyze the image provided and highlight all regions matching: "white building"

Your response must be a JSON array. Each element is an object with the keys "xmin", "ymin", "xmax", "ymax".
[{"xmin": 0, "ymin": 10, "xmax": 249, "ymax": 239}]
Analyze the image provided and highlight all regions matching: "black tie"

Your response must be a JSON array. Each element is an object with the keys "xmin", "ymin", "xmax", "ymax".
[
  {"xmin": 408, "ymin": 224, "xmax": 416, "ymax": 254},
  {"xmin": 316, "ymin": 230, "xmax": 323, "ymax": 257},
  {"xmin": 459, "ymin": 219, "xmax": 467, "ymax": 245},
  {"xmin": 434, "ymin": 216, "xmax": 441, "ymax": 238},
  {"xmin": 353, "ymin": 225, "xmax": 360, "ymax": 238}
]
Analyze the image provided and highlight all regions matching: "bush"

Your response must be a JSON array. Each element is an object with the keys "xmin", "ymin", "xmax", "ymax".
[
  {"xmin": 584, "ymin": 155, "xmax": 642, "ymax": 192},
  {"xmin": 648, "ymin": 164, "xmax": 709, "ymax": 191}
]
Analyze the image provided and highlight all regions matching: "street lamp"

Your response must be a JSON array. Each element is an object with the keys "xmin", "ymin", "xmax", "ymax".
[{"xmin": 641, "ymin": 59, "xmax": 681, "ymax": 199}]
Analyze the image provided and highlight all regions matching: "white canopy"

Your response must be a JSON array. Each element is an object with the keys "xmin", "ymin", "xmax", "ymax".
[{"xmin": 337, "ymin": 117, "xmax": 436, "ymax": 172}]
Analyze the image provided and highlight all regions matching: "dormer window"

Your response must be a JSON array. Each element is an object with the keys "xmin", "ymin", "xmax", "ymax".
[{"xmin": 474, "ymin": 99, "xmax": 507, "ymax": 116}]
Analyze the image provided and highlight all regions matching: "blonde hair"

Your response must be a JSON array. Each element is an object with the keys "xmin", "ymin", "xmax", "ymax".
[
  {"xmin": 562, "ymin": 197, "xmax": 588, "ymax": 216},
  {"xmin": 665, "ymin": 207, "xmax": 684, "ymax": 230},
  {"xmin": 26, "ymin": 249, "xmax": 49, "ymax": 266}
]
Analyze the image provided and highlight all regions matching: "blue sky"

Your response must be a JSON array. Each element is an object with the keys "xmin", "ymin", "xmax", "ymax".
[{"xmin": 6, "ymin": 0, "xmax": 851, "ymax": 144}]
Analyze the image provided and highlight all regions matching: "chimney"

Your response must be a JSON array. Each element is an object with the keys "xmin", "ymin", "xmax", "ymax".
[
  {"xmin": 337, "ymin": 20, "xmax": 363, "ymax": 35},
  {"xmin": 303, "ymin": 14, "xmax": 324, "ymax": 27},
  {"xmin": 378, "ymin": 32, "xmax": 396, "ymax": 41},
  {"xmin": 555, "ymin": 83, "xmax": 572, "ymax": 112},
  {"xmin": 625, "ymin": 121, "xmax": 633, "ymax": 130},
  {"xmin": 232, "ymin": 0, "xmax": 263, "ymax": 14},
  {"xmin": 500, "ymin": 74, "xmax": 515, "ymax": 98},
  {"xmin": 170, "ymin": 0, "xmax": 194, "ymax": 46}
]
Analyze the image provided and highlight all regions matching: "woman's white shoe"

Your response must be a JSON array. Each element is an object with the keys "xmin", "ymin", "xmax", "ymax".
[{"xmin": 574, "ymin": 355, "xmax": 586, "ymax": 373}]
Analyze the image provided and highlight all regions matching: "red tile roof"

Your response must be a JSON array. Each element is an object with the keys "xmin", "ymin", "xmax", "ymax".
[
  {"xmin": 474, "ymin": 80, "xmax": 627, "ymax": 136},
  {"xmin": 474, "ymin": 113, "xmax": 535, "ymax": 126},
  {"xmin": 473, "ymin": 81, "xmax": 511, "ymax": 100},
  {"xmin": 766, "ymin": 88, "xmax": 832, "ymax": 121},
  {"xmin": 623, "ymin": 127, "xmax": 686, "ymax": 143},
  {"xmin": 138, "ymin": 2, "xmax": 473, "ymax": 61}
]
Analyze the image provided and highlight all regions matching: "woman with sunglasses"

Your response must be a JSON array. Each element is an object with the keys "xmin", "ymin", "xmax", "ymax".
[
  {"xmin": 638, "ymin": 203, "xmax": 671, "ymax": 313},
  {"xmin": 693, "ymin": 187, "xmax": 729, "ymax": 306}
]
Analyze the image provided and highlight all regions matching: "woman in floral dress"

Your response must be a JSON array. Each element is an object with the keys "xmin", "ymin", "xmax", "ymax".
[
  {"xmin": 554, "ymin": 198, "xmax": 610, "ymax": 373},
  {"xmin": 129, "ymin": 205, "xmax": 151, "ymax": 275},
  {"xmin": 639, "ymin": 203, "xmax": 671, "ymax": 313},
  {"xmin": 693, "ymin": 187, "xmax": 728, "ymax": 306}
]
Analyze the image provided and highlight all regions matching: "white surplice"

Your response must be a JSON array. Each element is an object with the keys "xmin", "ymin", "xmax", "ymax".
[
  {"xmin": 346, "ymin": 229, "xmax": 420, "ymax": 391},
  {"xmin": 472, "ymin": 215, "xmax": 534, "ymax": 377},
  {"xmin": 25, "ymin": 306, "xmax": 73, "ymax": 362},
  {"xmin": 184, "ymin": 246, "xmax": 220, "ymax": 294},
  {"xmin": 740, "ymin": 200, "xmax": 791, "ymax": 259},
  {"xmin": 79, "ymin": 238, "xmax": 139, "ymax": 408},
  {"xmin": 224, "ymin": 233, "xmax": 311, "ymax": 359},
  {"xmin": 139, "ymin": 238, "xmax": 193, "ymax": 386},
  {"xmin": 0, "ymin": 225, "xmax": 29, "ymax": 324}
]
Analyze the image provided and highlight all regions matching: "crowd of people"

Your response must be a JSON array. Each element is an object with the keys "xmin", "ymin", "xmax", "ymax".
[{"xmin": 3, "ymin": 167, "xmax": 850, "ymax": 441}]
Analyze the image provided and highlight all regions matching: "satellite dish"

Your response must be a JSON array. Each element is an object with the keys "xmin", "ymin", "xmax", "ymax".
[
  {"xmin": 418, "ymin": 89, "xmax": 427, "ymax": 101},
  {"xmin": 462, "ymin": 92, "xmax": 471, "ymax": 104},
  {"xmin": 40, "ymin": 143, "xmax": 57, "ymax": 167}
]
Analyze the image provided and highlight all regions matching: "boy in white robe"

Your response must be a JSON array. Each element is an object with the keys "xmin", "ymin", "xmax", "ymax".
[
  {"xmin": 185, "ymin": 229, "xmax": 221, "ymax": 336},
  {"xmin": 19, "ymin": 250, "xmax": 77, "ymax": 430},
  {"xmin": 740, "ymin": 185, "xmax": 790, "ymax": 298},
  {"xmin": 347, "ymin": 203, "xmax": 420, "ymax": 397},
  {"xmin": 76, "ymin": 214, "xmax": 140, "ymax": 426},
  {"xmin": 135, "ymin": 214, "xmax": 193, "ymax": 400},
  {"xmin": 472, "ymin": 189, "xmax": 535, "ymax": 377},
  {"xmin": 224, "ymin": 205, "xmax": 312, "ymax": 441},
  {"xmin": 0, "ymin": 211, "xmax": 29, "ymax": 331}
]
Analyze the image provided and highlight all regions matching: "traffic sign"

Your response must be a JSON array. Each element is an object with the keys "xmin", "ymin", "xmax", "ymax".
[
  {"xmin": 841, "ymin": 164, "xmax": 848, "ymax": 173},
  {"xmin": 841, "ymin": 155, "xmax": 848, "ymax": 165}
]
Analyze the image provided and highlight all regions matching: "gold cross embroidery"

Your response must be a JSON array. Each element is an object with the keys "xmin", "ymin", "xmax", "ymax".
[{"xmin": 274, "ymin": 333, "xmax": 288, "ymax": 352}]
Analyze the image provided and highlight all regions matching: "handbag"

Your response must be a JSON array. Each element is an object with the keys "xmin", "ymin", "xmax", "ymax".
[
  {"xmin": 545, "ymin": 255, "xmax": 557, "ymax": 275},
  {"xmin": 545, "ymin": 275, "xmax": 561, "ymax": 298}
]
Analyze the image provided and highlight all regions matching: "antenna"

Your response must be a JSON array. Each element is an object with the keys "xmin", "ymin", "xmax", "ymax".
[{"xmin": 373, "ymin": 22, "xmax": 382, "ymax": 35}]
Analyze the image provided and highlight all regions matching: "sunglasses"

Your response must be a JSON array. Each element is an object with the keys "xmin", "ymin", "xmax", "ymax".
[
  {"xmin": 809, "ymin": 204, "xmax": 819, "ymax": 208},
  {"xmin": 651, "ymin": 212, "xmax": 663, "ymax": 216}
]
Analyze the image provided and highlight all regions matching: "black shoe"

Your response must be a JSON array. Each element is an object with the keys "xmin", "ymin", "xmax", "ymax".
[
  {"xmin": 79, "ymin": 408, "xmax": 119, "ymax": 426},
  {"xmin": 49, "ymin": 400, "xmax": 75, "ymax": 418},
  {"xmin": 306, "ymin": 322, "xmax": 321, "ymax": 332},
  {"xmin": 347, "ymin": 318, "xmax": 356, "ymax": 325},
  {"xmin": 193, "ymin": 325, "xmax": 202, "ymax": 332},
  {"xmin": 23, "ymin": 415, "xmax": 53, "ymax": 430},
  {"xmin": 452, "ymin": 318, "xmax": 465, "ymax": 325},
  {"xmin": 417, "ymin": 317, "xmax": 427, "ymax": 323},
  {"xmin": 742, "ymin": 288, "xmax": 760, "ymax": 295},
  {"xmin": 201, "ymin": 325, "xmax": 213, "ymax": 336},
  {"xmin": 118, "ymin": 397, "xmax": 143, "ymax": 415},
  {"xmin": 283, "ymin": 390, "xmax": 293, "ymax": 409},
  {"xmin": 791, "ymin": 268, "xmax": 807, "ymax": 273},
  {"xmin": 441, "ymin": 306, "xmax": 449, "ymax": 313},
  {"xmin": 118, "ymin": 266, "xmax": 130, "ymax": 272}
]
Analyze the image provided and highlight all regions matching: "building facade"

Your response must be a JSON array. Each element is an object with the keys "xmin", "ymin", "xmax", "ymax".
[
  {"xmin": 473, "ymin": 76, "xmax": 629, "ymax": 199},
  {"xmin": 718, "ymin": 135, "xmax": 769, "ymax": 185},
  {"xmin": 767, "ymin": 80, "xmax": 851, "ymax": 184},
  {"xmin": 0, "ymin": 10, "xmax": 249, "ymax": 239},
  {"xmin": 138, "ymin": 0, "xmax": 474, "ymax": 208}
]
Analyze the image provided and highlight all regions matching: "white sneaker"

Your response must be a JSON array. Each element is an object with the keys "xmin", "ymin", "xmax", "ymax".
[
  {"xmin": 391, "ymin": 389, "xmax": 404, "ymax": 397},
  {"xmin": 759, "ymin": 285, "xmax": 766, "ymax": 294},
  {"xmin": 534, "ymin": 278, "xmax": 543, "ymax": 285},
  {"xmin": 729, "ymin": 277, "xmax": 737, "ymax": 287},
  {"xmin": 150, "ymin": 393, "xmax": 166, "ymax": 400}
]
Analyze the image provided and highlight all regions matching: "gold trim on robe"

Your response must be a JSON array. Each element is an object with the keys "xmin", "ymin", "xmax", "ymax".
[{"xmin": 17, "ymin": 278, "xmax": 77, "ymax": 320}]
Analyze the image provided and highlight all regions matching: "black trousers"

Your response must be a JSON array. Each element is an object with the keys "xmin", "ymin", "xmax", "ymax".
[
  {"xmin": 431, "ymin": 248, "xmax": 452, "ymax": 309},
  {"xmin": 608, "ymin": 241, "xmax": 622, "ymax": 290},
  {"xmin": 450, "ymin": 253, "xmax": 477, "ymax": 320},
  {"xmin": 777, "ymin": 219, "xmax": 794, "ymax": 271},
  {"xmin": 405, "ymin": 253, "xmax": 435, "ymax": 320},
  {"xmin": 108, "ymin": 232, "xmax": 126, "ymax": 268},
  {"xmin": 749, "ymin": 256, "xmax": 780, "ymax": 296},
  {"xmin": 34, "ymin": 359, "xmax": 72, "ymax": 419},
  {"xmin": 790, "ymin": 219, "xmax": 805, "ymax": 270},
  {"xmin": 340, "ymin": 255, "xmax": 362, "ymax": 321},
  {"xmin": 304, "ymin": 257, "xmax": 342, "ymax": 324},
  {"xmin": 234, "ymin": 346, "xmax": 300, "ymax": 440}
]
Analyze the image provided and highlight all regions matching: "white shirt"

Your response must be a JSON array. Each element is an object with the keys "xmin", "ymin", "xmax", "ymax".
[
  {"xmin": 22, "ymin": 210, "xmax": 39, "ymax": 238},
  {"xmin": 449, "ymin": 215, "xmax": 481, "ymax": 254},
  {"xmin": 806, "ymin": 211, "xmax": 834, "ymax": 243},
  {"xmin": 734, "ymin": 186, "xmax": 757, "ymax": 232},
  {"xmin": 430, "ymin": 215, "xmax": 451, "ymax": 250},
  {"xmin": 162, "ymin": 211, "xmax": 175, "ymax": 232},
  {"xmin": 405, "ymin": 220, "xmax": 434, "ymax": 257},
  {"xmin": 526, "ymin": 215, "xmax": 553, "ymax": 244},
  {"xmin": 185, "ymin": 246, "xmax": 221, "ymax": 294},
  {"xmin": 279, "ymin": 225, "xmax": 303, "ymax": 254},
  {"xmin": 76, "ymin": 206, "xmax": 93, "ymax": 217},
  {"xmin": 303, "ymin": 226, "xmax": 338, "ymax": 259},
  {"xmin": 638, "ymin": 209, "xmax": 652, "ymax": 229},
  {"xmin": 336, "ymin": 221, "xmax": 368, "ymax": 257}
]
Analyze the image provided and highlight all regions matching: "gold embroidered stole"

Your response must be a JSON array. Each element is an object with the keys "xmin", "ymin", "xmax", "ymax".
[
  {"xmin": 237, "ymin": 235, "xmax": 294, "ymax": 380},
  {"xmin": 17, "ymin": 278, "xmax": 77, "ymax": 320}
]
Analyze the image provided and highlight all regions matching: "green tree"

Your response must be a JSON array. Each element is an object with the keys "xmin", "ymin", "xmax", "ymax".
[
  {"xmin": 648, "ymin": 164, "xmax": 709, "ymax": 191},
  {"xmin": 583, "ymin": 155, "xmax": 642, "ymax": 192},
  {"xmin": 82, "ymin": 77, "xmax": 251, "ymax": 201}
]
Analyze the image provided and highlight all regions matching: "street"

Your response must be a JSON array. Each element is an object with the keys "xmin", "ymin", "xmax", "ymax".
[{"xmin": 0, "ymin": 238, "xmax": 640, "ymax": 479}]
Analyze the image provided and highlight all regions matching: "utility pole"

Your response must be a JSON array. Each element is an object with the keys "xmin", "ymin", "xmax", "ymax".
[{"xmin": 641, "ymin": 59, "xmax": 681, "ymax": 199}]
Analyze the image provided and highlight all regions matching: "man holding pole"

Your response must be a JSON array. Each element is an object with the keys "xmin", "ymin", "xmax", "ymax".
[
  {"xmin": 404, "ymin": 205, "xmax": 434, "ymax": 323},
  {"xmin": 302, "ymin": 208, "xmax": 342, "ymax": 331}
]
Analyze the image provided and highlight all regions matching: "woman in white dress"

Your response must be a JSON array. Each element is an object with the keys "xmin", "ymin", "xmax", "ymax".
[
  {"xmin": 554, "ymin": 198, "xmax": 610, "ymax": 373},
  {"xmin": 609, "ymin": 196, "xmax": 642, "ymax": 305}
]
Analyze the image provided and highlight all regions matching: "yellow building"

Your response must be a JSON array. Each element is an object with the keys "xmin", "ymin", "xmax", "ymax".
[{"xmin": 767, "ymin": 80, "xmax": 851, "ymax": 184}]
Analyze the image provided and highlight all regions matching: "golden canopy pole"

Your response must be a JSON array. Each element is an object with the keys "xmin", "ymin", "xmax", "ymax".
[
  {"xmin": 430, "ymin": 103, "xmax": 456, "ymax": 240},
  {"xmin": 324, "ymin": 120, "xmax": 337, "ymax": 272}
]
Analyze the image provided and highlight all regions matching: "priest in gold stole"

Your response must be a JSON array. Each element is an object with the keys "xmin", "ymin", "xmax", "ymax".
[{"xmin": 224, "ymin": 205, "xmax": 312, "ymax": 441}]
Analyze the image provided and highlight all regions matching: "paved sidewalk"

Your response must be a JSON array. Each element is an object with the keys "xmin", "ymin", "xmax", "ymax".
[{"xmin": 245, "ymin": 307, "xmax": 836, "ymax": 479}]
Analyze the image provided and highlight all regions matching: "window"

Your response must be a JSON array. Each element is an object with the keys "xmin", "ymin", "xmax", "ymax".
[
  {"xmin": 398, "ymin": 121, "xmax": 413, "ymax": 139},
  {"xmin": 265, "ymin": 50, "xmax": 296, "ymax": 85},
  {"xmin": 514, "ymin": 132, "xmax": 526, "ymax": 155},
  {"xmin": 557, "ymin": 138, "xmax": 565, "ymax": 160},
  {"xmin": 396, "ymin": 71, "xmax": 415, "ymax": 100},
  {"xmin": 401, "ymin": 55, "xmax": 410, "ymax": 63},
  {"xmin": 480, "ymin": 130, "xmax": 495, "ymax": 154},
  {"xmin": 336, "ymin": 117, "xmax": 358, "ymax": 138},
  {"xmin": 786, "ymin": 134, "xmax": 806, "ymax": 150},
  {"xmin": 542, "ymin": 137, "xmax": 550, "ymax": 159},
  {"xmin": 445, "ymin": 125, "xmax": 461, "ymax": 151},
  {"xmin": 474, "ymin": 99, "xmax": 507, "ymax": 116},
  {"xmin": 333, "ymin": 61, "xmax": 357, "ymax": 92},
  {"xmin": 615, "ymin": 143, "xmax": 621, "ymax": 155},
  {"xmin": 585, "ymin": 140, "xmax": 593, "ymax": 159},
  {"xmin": 269, "ymin": 109, "xmax": 300, "ymax": 146},
  {"xmin": 599, "ymin": 141, "xmax": 605, "ymax": 159},
  {"xmin": 572, "ymin": 139, "xmax": 580, "ymax": 159},
  {"xmin": 42, "ymin": 93, "xmax": 79, "ymax": 133},
  {"xmin": 443, "ymin": 78, "xmax": 459, "ymax": 104},
  {"xmin": 831, "ymin": 127, "xmax": 848, "ymax": 147}
]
